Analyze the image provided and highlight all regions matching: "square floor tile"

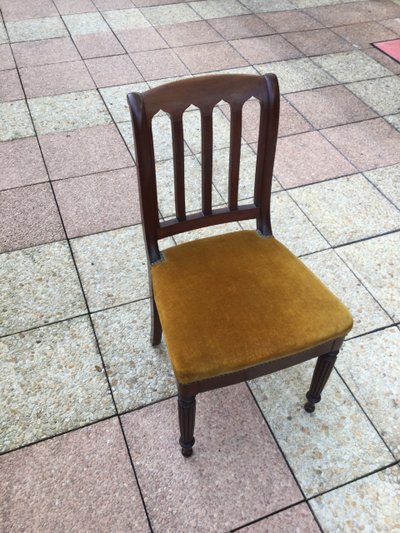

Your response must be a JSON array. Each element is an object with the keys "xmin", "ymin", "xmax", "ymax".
[
  {"xmin": 334, "ymin": 21, "xmax": 397, "ymax": 49},
  {"xmin": 72, "ymin": 31, "xmax": 125, "ymax": 58},
  {"xmin": 20, "ymin": 60, "xmax": 94, "ymax": 98},
  {"xmin": 0, "ymin": 241, "xmax": 86, "ymax": 336},
  {"xmin": 103, "ymin": 8, "xmax": 150, "ymax": 31},
  {"xmin": 302, "ymin": 249, "xmax": 392, "ymax": 338},
  {"xmin": 285, "ymin": 29, "xmax": 353, "ymax": 56},
  {"xmin": 157, "ymin": 20, "xmax": 221, "ymax": 47},
  {"xmin": 337, "ymin": 232, "xmax": 400, "ymax": 321},
  {"xmin": 6, "ymin": 17, "xmax": 68, "ymax": 43},
  {"xmin": 241, "ymin": 191, "xmax": 329, "ymax": 256},
  {"xmin": 290, "ymin": 174, "xmax": 400, "ymax": 245},
  {"xmin": 365, "ymin": 163, "xmax": 400, "ymax": 208},
  {"xmin": 29, "ymin": 90, "xmax": 112, "ymax": 135},
  {"xmin": 54, "ymin": 168, "xmax": 140, "ymax": 238},
  {"xmin": 63, "ymin": 12, "xmax": 111, "ymax": 35},
  {"xmin": 54, "ymin": 0, "xmax": 97, "ymax": 15},
  {"xmin": 339, "ymin": 328, "xmax": 400, "ymax": 458},
  {"xmin": 0, "ymin": 69, "xmax": 24, "ymax": 102},
  {"xmin": 100, "ymin": 81, "xmax": 148, "ymax": 122},
  {"xmin": 286, "ymin": 85, "xmax": 377, "ymax": 129},
  {"xmin": 279, "ymin": 98, "xmax": 313, "ymax": 136},
  {"xmin": 0, "ymin": 183, "xmax": 65, "ymax": 253},
  {"xmin": 1, "ymin": 0, "xmax": 57, "ymax": 21},
  {"xmin": 311, "ymin": 466, "xmax": 400, "ymax": 532},
  {"xmin": 40, "ymin": 124, "xmax": 133, "ymax": 179},
  {"xmin": 273, "ymin": 131, "xmax": 356, "ymax": 188},
  {"xmin": 304, "ymin": 3, "xmax": 373, "ymax": 27},
  {"xmin": 123, "ymin": 384, "xmax": 303, "ymax": 532},
  {"xmin": 0, "ymin": 317, "xmax": 114, "ymax": 452},
  {"xmin": 314, "ymin": 50, "xmax": 392, "ymax": 83},
  {"xmin": 117, "ymin": 26, "xmax": 168, "ymax": 51},
  {"xmin": 86, "ymin": 54, "xmax": 143, "ymax": 87},
  {"xmin": 0, "ymin": 100, "xmax": 34, "ymax": 141},
  {"xmin": 230, "ymin": 35, "xmax": 301, "ymax": 64},
  {"xmin": 189, "ymin": 0, "xmax": 250, "ymax": 19},
  {"xmin": 95, "ymin": 0, "xmax": 133, "ymax": 7},
  {"xmin": 141, "ymin": 4, "xmax": 201, "ymax": 25},
  {"xmin": 322, "ymin": 118, "xmax": 400, "ymax": 171},
  {"xmin": 240, "ymin": 504, "xmax": 320, "ymax": 532},
  {"xmin": 0, "ymin": 137, "xmax": 47, "ymax": 190},
  {"xmin": 183, "ymin": 107, "xmax": 231, "ymax": 153},
  {"xmin": 12, "ymin": 37, "xmax": 80, "ymax": 67},
  {"xmin": 174, "ymin": 41, "xmax": 248, "ymax": 74},
  {"xmin": 209, "ymin": 14, "xmax": 273, "ymax": 40},
  {"xmin": 0, "ymin": 44, "xmax": 15, "ymax": 70},
  {"xmin": 92, "ymin": 300, "xmax": 176, "ymax": 412},
  {"xmin": 259, "ymin": 10, "xmax": 322, "ymax": 32},
  {"xmin": 256, "ymin": 58, "xmax": 336, "ymax": 93},
  {"xmin": 131, "ymin": 48, "xmax": 190, "ymax": 80},
  {"xmin": 0, "ymin": 418, "xmax": 150, "ymax": 531},
  {"xmin": 240, "ymin": 0, "xmax": 294, "ymax": 12},
  {"xmin": 250, "ymin": 362, "xmax": 394, "ymax": 497},
  {"xmin": 346, "ymin": 75, "xmax": 400, "ymax": 116}
]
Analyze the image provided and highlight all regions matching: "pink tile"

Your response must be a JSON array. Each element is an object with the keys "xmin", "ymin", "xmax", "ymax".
[
  {"xmin": 208, "ymin": 14, "xmax": 274, "ymax": 40},
  {"xmin": 260, "ymin": 11, "xmax": 322, "ymax": 33},
  {"xmin": 1, "ymin": 0, "xmax": 58, "ymax": 21},
  {"xmin": 284, "ymin": 29, "xmax": 353, "ymax": 56},
  {"xmin": 53, "ymin": 0, "xmax": 97, "ymax": 15},
  {"xmin": 39, "ymin": 124, "xmax": 133, "ymax": 179},
  {"xmin": 0, "ymin": 183, "xmax": 65, "ymax": 252},
  {"xmin": 305, "ymin": 2, "xmax": 373, "ymax": 27},
  {"xmin": 335, "ymin": 22, "xmax": 397, "ymax": 49},
  {"xmin": 322, "ymin": 118, "xmax": 400, "ymax": 171},
  {"xmin": 73, "ymin": 32, "xmax": 125, "ymax": 59},
  {"xmin": 53, "ymin": 168, "xmax": 140, "ymax": 237},
  {"xmin": 0, "ymin": 69, "xmax": 24, "ymax": 102},
  {"xmin": 20, "ymin": 60, "xmax": 94, "ymax": 98},
  {"xmin": 286, "ymin": 85, "xmax": 377, "ymax": 129},
  {"xmin": 0, "ymin": 419, "xmax": 149, "ymax": 533},
  {"xmin": 274, "ymin": 131, "xmax": 356, "ymax": 188},
  {"xmin": 117, "ymin": 27, "xmax": 168, "ymax": 52},
  {"xmin": 85, "ymin": 54, "xmax": 143, "ymax": 87},
  {"xmin": 157, "ymin": 20, "xmax": 221, "ymax": 47},
  {"xmin": 0, "ymin": 137, "xmax": 48, "ymax": 191},
  {"xmin": 0, "ymin": 44, "xmax": 15, "ymax": 71},
  {"xmin": 131, "ymin": 48, "xmax": 190, "ymax": 80},
  {"xmin": 279, "ymin": 99, "xmax": 313, "ymax": 137},
  {"xmin": 173, "ymin": 41, "xmax": 247, "ymax": 74},
  {"xmin": 12, "ymin": 37, "xmax": 80, "ymax": 68},
  {"xmin": 374, "ymin": 38, "xmax": 400, "ymax": 62},
  {"xmin": 122, "ymin": 384, "xmax": 302, "ymax": 532},
  {"xmin": 230, "ymin": 35, "xmax": 301, "ymax": 64},
  {"xmin": 240, "ymin": 503, "xmax": 319, "ymax": 532}
]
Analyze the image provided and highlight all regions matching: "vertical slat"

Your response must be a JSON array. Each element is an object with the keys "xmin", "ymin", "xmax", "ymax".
[
  {"xmin": 171, "ymin": 114, "xmax": 186, "ymax": 221},
  {"xmin": 228, "ymin": 104, "xmax": 242, "ymax": 210},
  {"xmin": 201, "ymin": 110, "xmax": 213, "ymax": 215}
]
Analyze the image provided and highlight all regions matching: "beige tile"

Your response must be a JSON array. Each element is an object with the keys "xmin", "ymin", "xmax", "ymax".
[
  {"xmin": 174, "ymin": 221, "xmax": 242, "ymax": 244},
  {"xmin": 0, "ymin": 100, "xmax": 34, "ymax": 141},
  {"xmin": 141, "ymin": 3, "xmax": 201, "ymax": 25},
  {"xmin": 250, "ymin": 361, "xmax": 394, "ymax": 496},
  {"xmin": 6, "ymin": 17, "xmax": 68, "ymax": 42},
  {"xmin": 92, "ymin": 299, "xmax": 176, "ymax": 413},
  {"xmin": 62, "ymin": 12, "xmax": 110, "ymax": 35},
  {"xmin": 103, "ymin": 8, "xmax": 150, "ymax": 30},
  {"xmin": 385, "ymin": 113, "xmax": 400, "ymax": 132},
  {"xmin": 314, "ymin": 50, "xmax": 392, "ymax": 83},
  {"xmin": 100, "ymin": 81, "xmax": 149, "ymax": 123},
  {"xmin": 364, "ymin": 164, "xmax": 400, "ymax": 208},
  {"xmin": 183, "ymin": 106, "xmax": 231, "ymax": 153},
  {"xmin": 346, "ymin": 75, "xmax": 400, "ymax": 116},
  {"xmin": 0, "ymin": 317, "xmax": 115, "ymax": 452},
  {"xmin": 189, "ymin": 0, "xmax": 250, "ymax": 19},
  {"xmin": 337, "ymin": 233, "xmax": 400, "ymax": 322},
  {"xmin": 240, "ymin": 0, "xmax": 294, "ymax": 12}
]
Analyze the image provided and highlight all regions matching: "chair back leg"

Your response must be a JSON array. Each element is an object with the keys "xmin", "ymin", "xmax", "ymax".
[
  {"xmin": 178, "ymin": 395, "xmax": 196, "ymax": 457},
  {"xmin": 304, "ymin": 352, "xmax": 338, "ymax": 413}
]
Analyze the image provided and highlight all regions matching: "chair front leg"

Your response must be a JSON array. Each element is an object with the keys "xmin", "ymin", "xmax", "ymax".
[
  {"xmin": 151, "ymin": 297, "xmax": 162, "ymax": 346},
  {"xmin": 178, "ymin": 394, "xmax": 196, "ymax": 457},
  {"xmin": 304, "ymin": 351, "xmax": 338, "ymax": 413}
]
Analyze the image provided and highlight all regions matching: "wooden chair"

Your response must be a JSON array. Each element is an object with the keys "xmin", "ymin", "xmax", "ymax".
[{"xmin": 127, "ymin": 74, "xmax": 353, "ymax": 457}]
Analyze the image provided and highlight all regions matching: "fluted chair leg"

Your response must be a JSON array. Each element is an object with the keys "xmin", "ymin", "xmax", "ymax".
[
  {"xmin": 178, "ymin": 395, "xmax": 196, "ymax": 457},
  {"xmin": 151, "ymin": 298, "xmax": 162, "ymax": 346},
  {"xmin": 304, "ymin": 352, "xmax": 338, "ymax": 413}
]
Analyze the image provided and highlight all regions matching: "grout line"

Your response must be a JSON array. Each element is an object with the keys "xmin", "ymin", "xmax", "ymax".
[{"xmin": 230, "ymin": 500, "xmax": 308, "ymax": 532}]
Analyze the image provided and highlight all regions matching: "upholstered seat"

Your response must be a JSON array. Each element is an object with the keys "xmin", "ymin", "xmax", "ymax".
[{"xmin": 152, "ymin": 230, "xmax": 353, "ymax": 385}]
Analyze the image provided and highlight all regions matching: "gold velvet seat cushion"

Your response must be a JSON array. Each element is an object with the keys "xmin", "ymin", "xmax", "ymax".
[{"xmin": 152, "ymin": 230, "xmax": 353, "ymax": 385}]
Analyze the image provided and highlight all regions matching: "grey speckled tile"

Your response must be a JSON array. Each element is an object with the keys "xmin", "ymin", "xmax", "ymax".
[
  {"xmin": 337, "ymin": 232, "xmax": 400, "ymax": 322},
  {"xmin": 29, "ymin": 90, "xmax": 111, "ymax": 135},
  {"xmin": 100, "ymin": 81, "xmax": 149, "ymax": 123},
  {"xmin": 0, "ymin": 100, "xmax": 34, "ymax": 141},
  {"xmin": 385, "ymin": 113, "xmax": 400, "ymax": 132},
  {"xmin": 103, "ymin": 8, "xmax": 150, "ymax": 30},
  {"xmin": 302, "ymin": 249, "xmax": 392, "ymax": 338},
  {"xmin": 62, "ymin": 12, "xmax": 110, "ymax": 35},
  {"xmin": 6, "ymin": 17, "xmax": 68, "ymax": 43},
  {"xmin": 311, "ymin": 466, "xmax": 400, "ymax": 533},
  {"xmin": 314, "ymin": 50, "xmax": 392, "ymax": 83},
  {"xmin": 338, "ymin": 327, "xmax": 400, "ymax": 459},
  {"xmin": 256, "ymin": 58, "xmax": 335, "ymax": 93},
  {"xmin": 92, "ymin": 299, "xmax": 176, "ymax": 413},
  {"xmin": 290, "ymin": 174, "xmax": 400, "ymax": 246},
  {"xmin": 190, "ymin": 0, "xmax": 250, "ymax": 18},
  {"xmin": 183, "ymin": 107, "xmax": 231, "ymax": 154},
  {"xmin": 0, "ymin": 20, "xmax": 8, "ymax": 44},
  {"xmin": 346, "ymin": 76, "xmax": 400, "ymax": 116},
  {"xmin": 0, "ymin": 241, "xmax": 86, "ymax": 337},
  {"xmin": 0, "ymin": 317, "xmax": 115, "ymax": 453},
  {"xmin": 364, "ymin": 164, "xmax": 400, "ymax": 208},
  {"xmin": 241, "ymin": 191, "xmax": 329, "ymax": 256},
  {"xmin": 240, "ymin": 0, "xmax": 294, "ymax": 12},
  {"xmin": 250, "ymin": 361, "xmax": 393, "ymax": 496},
  {"xmin": 173, "ymin": 221, "xmax": 242, "ymax": 244},
  {"xmin": 141, "ymin": 4, "xmax": 201, "ymax": 25}
]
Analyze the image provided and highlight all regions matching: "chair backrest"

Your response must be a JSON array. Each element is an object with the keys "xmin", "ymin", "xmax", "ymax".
[{"xmin": 127, "ymin": 73, "xmax": 280, "ymax": 263}]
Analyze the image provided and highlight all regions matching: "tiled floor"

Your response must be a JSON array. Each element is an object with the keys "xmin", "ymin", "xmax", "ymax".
[{"xmin": 1, "ymin": 0, "xmax": 400, "ymax": 531}]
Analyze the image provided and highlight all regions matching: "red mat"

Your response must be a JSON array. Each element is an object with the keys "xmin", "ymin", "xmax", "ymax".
[{"xmin": 373, "ymin": 38, "xmax": 400, "ymax": 64}]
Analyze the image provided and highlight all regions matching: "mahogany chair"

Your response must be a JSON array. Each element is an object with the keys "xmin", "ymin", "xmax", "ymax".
[{"xmin": 127, "ymin": 74, "xmax": 353, "ymax": 457}]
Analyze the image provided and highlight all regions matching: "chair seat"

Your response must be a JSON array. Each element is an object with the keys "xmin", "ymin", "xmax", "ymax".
[{"xmin": 152, "ymin": 230, "xmax": 353, "ymax": 385}]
